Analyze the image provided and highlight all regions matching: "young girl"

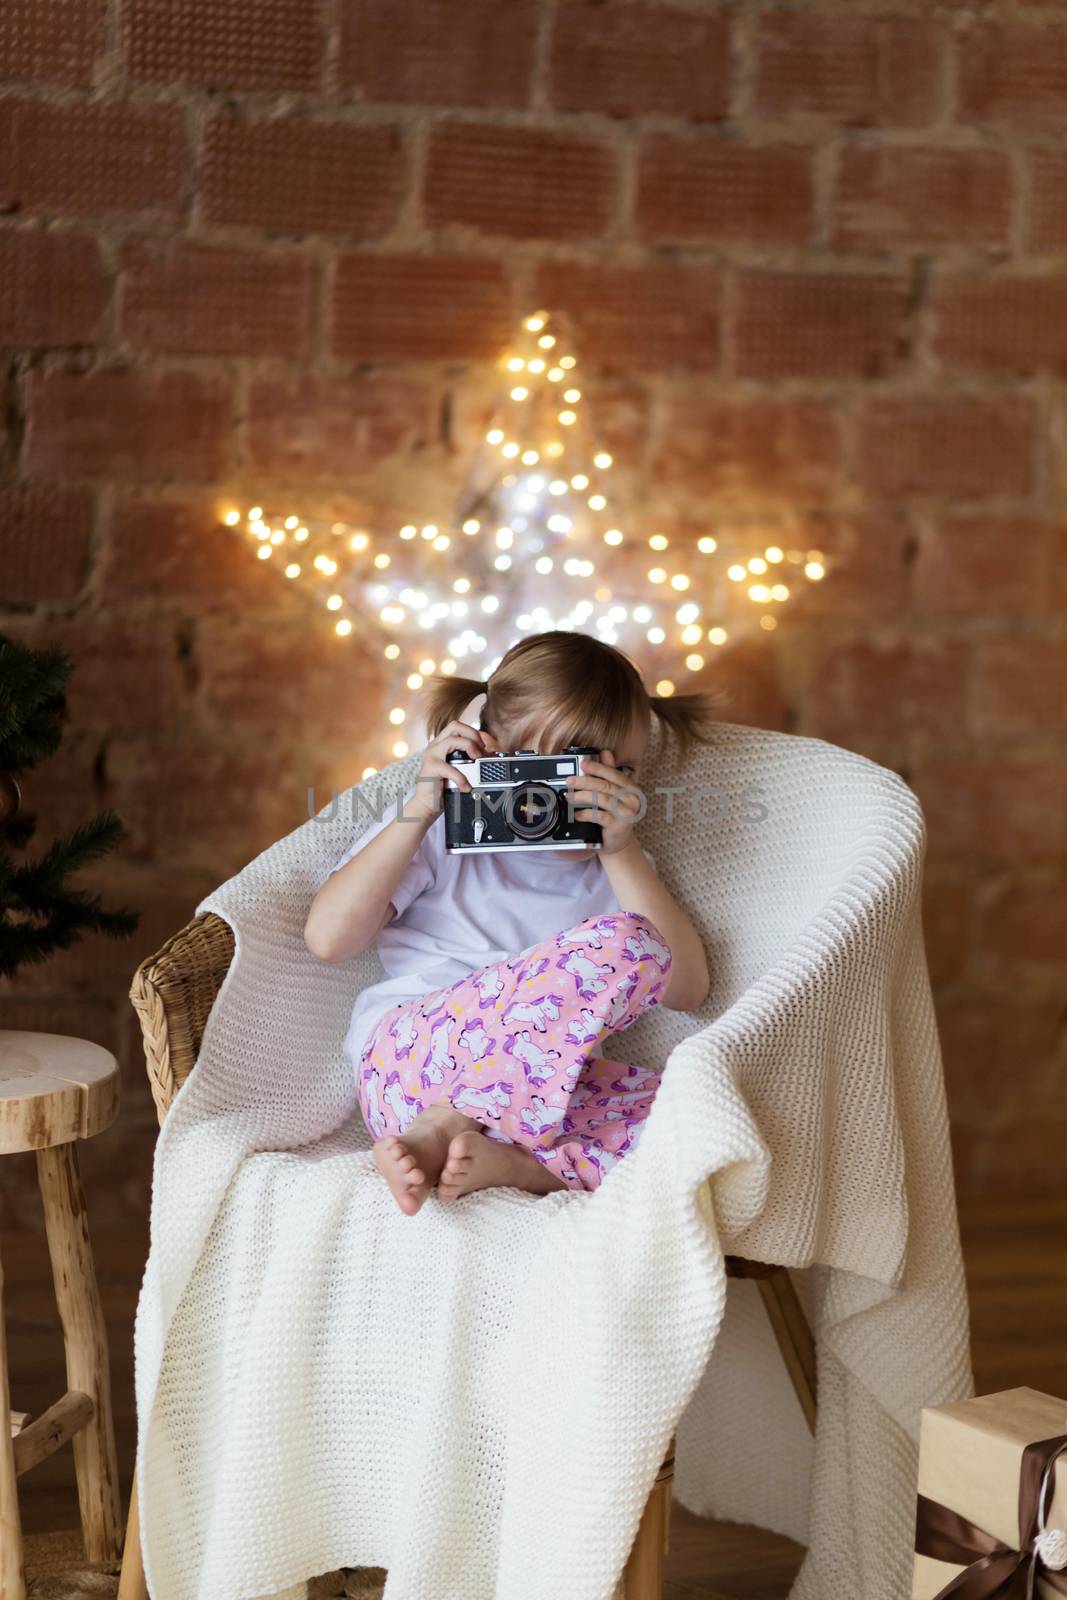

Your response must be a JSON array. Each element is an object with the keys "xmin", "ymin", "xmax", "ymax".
[{"xmin": 305, "ymin": 631, "xmax": 717, "ymax": 1216}]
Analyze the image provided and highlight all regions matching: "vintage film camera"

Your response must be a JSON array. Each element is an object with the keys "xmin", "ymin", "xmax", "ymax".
[{"xmin": 442, "ymin": 746, "xmax": 602, "ymax": 854}]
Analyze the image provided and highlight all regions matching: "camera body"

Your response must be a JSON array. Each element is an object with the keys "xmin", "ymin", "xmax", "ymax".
[{"xmin": 442, "ymin": 746, "xmax": 602, "ymax": 855}]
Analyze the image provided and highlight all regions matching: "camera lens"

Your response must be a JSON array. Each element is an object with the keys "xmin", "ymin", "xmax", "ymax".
[{"xmin": 503, "ymin": 782, "xmax": 559, "ymax": 841}]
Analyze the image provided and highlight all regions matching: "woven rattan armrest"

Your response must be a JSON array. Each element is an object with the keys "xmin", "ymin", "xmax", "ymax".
[{"xmin": 128, "ymin": 911, "xmax": 236, "ymax": 1126}]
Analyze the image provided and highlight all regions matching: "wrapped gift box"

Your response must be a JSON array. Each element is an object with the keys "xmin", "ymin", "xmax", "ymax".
[{"xmin": 913, "ymin": 1387, "xmax": 1067, "ymax": 1599}]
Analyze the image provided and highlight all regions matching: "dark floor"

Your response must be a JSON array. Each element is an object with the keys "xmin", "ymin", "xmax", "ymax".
[{"xmin": 4, "ymin": 1194, "xmax": 1066, "ymax": 1598}]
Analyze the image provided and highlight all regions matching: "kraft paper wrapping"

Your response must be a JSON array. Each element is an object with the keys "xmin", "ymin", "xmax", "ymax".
[{"xmin": 913, "ymin": 1387, "xmax": 1067, "ymax": 1600}]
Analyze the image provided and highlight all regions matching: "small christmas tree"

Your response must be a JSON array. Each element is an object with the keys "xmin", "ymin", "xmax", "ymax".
[{"xmin": 0, "ymin": 634, "xmax": 139, "ymax": 981}]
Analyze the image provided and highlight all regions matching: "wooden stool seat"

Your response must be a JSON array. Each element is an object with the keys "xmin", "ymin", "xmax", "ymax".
[
  {"xmin": 0, "ymin": 1030, "xmax": 123, "ymax": 1600},
  {"xmin": 0, "ymin": 1031, "xmax": 119, "ymax": 1153}
]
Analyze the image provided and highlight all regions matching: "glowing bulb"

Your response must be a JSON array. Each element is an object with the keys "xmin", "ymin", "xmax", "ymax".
[
  {"xmin": 284, "ymin": 562, "xmax": 300, "ymax": 577},
  {"xmin": 462, "ymin": 519, "xmax": 480, "ymax": 535},
  {"xmin": 433, "ymin": 535, "xmax": 450, "ymax": 551},
  {"xmin": 535, "ymin": 556, "xmax": 554, "ymax": 574},
  {"xmin": 521, "ymin": 449, "xmax": 540, "ymax": 465},
  {"xmin": 563, "ymin": 388, "xmax": 581, "ymax": 403},
  {"xmin": 648, "ymin": 567, "xmax": 667, "ymax": 584},
  {"xmin": 593, "ymin": 451, "xmax": 612, "ymax": 469},
  {"xmin": 224, "ymin": 509, "xmax": 240, "ymax": 526},
  {"xmin": 335, "ymin": 618, "xmax": 352, "ymax": 637},
  {"xmin": 728, "ymin": 564, "xmax": 746, "ymax": 581},
  {"xmin": 588, "ymin": 494, "xmax": 606, "ymax": 510},
  {"xmin": 560, "ymin": 355, "xmax": 576, "ymax": 370},
  {"xmin": 418, "ymin": 658, "xmax": 435, "ymax": 674},
  {"xmin": 268, "ymin": 529, "xmax": 284, "ymax": 545},
  {"xmin": 361, "ymin": 766, "xmax": 377, "ymax": 779},
  {"xmin": 507, "ymin": 357, "xmax": 525, "ymax": 372},
  {"xmin": 749, "ymin": 585, "xmax": 770, "ymax": 602},
  {"xmin": 805, "ymin": 561, "xmax": 825, "ymax": 580},
  {"xmin": 294, "ymin": 527, "xmax": 309, "ymax": 543},
  {"xmin": 748, "ymin": 557, "xmax": 767, "ymax": 574},
  {"xmin": 547, "ymin": 367, "xmax": 564, "ymax": 382},
  {"xmin": 697, "ymin": 536, "xmax": 717, "ymax": 554},
  {"xmin": 510, "ymin": 386, "xmax": 529, "ymax": 402},
  {"xmin": 766, "ymin": 545, "xmax": 784, "ymax": 563},
  {"xmin": 384, "ymin": 643, "xmax": 400, "ymax": 659},
  {"xmin": 398, "ymin": 526, "xmax": 416, "ymax": 541},
  {"xmin": 547, "ymin": 514, "xmax": 571, "ymax": 533},
  {"xmin": 761, "ymin": 615, "xmax": 778, "ymax": 631},
  {"xmin": 496, "ymin": 527, "xmax": 514, "ymax": 548},
  {"xmin": 558, "ymin": 411, "xmax": 576, "ymax": 426},
  {"xmin": 603, "ymin": 529, "xmax": 623, "ymax": 546},
  {"xmin": 538, "ymin": 334, "xmax": 556, "ymax": 349},
  {"xmin": 545, "ymin": 440, "xmax": 564, "ymax": 457},
  {"xmin": 487, "ymin": 427, "xmax": 505, "ymax": 445},
  {"xmin": 256, "ymin": 545, "xmax": 272, "ymax": 560},
  {"xmin": 525, "ymin": 315, "xmax": 546, "ymax": 332},
  {"xmin": 380, "ymin": 605, "xmax": 405, "ymax": 624},
  {"xmin": 374, "ymin": 553, "xmax": 390, "ymax": 569},
  {"xmin": 389, "ymin": 707, "xmax": 405, "ymax": 725},
  {"xmin": 495, "ymin": 554, "xmax": 512, "ymax": 571},
  {"xmin": 248, "ymin": 505, "xmax": 263, "ymax": 520},
  {"xmin": 649, "ymin": 534, "xmax": 668, "ymax": 550},
  {"xmin": 571, "ymin": 474, "xmax": 589, "ymax": 490},
  {"xmin": 549, "ymin": 480, "xmax": 567, "ymax": 496},
  {"xmin": 708, "ymin": 627, "xmax": 728, "ymax": 645},
  {"xmin": 453, "ymin": 577, "xmax": 470, "ymax": 593},
  {"xmin": 772, "ymin": 583, "xmax": 789, "ymax": 600},
  {"xmin": 283, "ymin": 515, "xmax": 298, "ymax": 529},
  {"xmin": 502, "ymin": 442, "xmax": 520, "ymax": 458},
  {"xmin": 685, "ymin": 653, "xmax": 704, "ymax": 672},
  {"xmin": 676, "ymin": 603, "xmax": 699, "ymax": 624},
  {"xmin": 670, "ymin": 574, "xmax": 690, "ymax": 590},
  {"xmin": 326, "ymin": 594, "xmax": 343, "ymax": 611},
  {"xmin": 392, "ymin": 739, "xmax": 409, "ymax": 758},
  {"xmin": 351, "ymin": 532, "xmax": 370, "ymax": 551},
  {"xmin": 656, "ymin": 679, "xmax": 675, "ymax": 697},
  {"xmin": 647, "ymin": 626, "xmax": 666, "ymax": 644},
  {"xmin": 681, "ymin": 625, "xmax": 703, "ymax": 646},
  {"xmin": 528, "ymin": 358, "xmax": 546, "ymax": 373},
  {"xmin": 633, "ymin": 605, "xmax": 652, "ymax": 623},
  {"xmin": 481, "ymin": 595, "xmax": 499, "ymax": 612}
]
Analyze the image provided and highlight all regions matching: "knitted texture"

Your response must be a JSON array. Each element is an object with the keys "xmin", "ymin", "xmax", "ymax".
[{"xmin": 132, "ymin": 721, "xmax": 973, "ymax": 1600}]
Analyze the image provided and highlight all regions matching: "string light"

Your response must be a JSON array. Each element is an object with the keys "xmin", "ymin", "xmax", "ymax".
[{"xmin": 222, "ymin": 309, "xmax": 830, "ymax": 766}]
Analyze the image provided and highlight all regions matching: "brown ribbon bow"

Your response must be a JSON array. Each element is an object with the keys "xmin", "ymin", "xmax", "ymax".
[{"xmin": 915, "ymin": 1433, "xmax": 1067, "ymax": 1598}]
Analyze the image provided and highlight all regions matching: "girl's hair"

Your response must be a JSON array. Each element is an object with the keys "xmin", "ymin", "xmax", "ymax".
[{"xmin": 423, "ymin": 631, "xmax": 727, "ymax": 761}]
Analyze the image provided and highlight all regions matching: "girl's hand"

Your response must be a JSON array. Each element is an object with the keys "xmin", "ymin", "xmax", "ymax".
[
  {"xmin": 565, "ymin": 749, "xmax": 643, "ymax": 855},
  {"xmin": 412, "ymin": 720, "xmax": 493, "ymax": 819}
]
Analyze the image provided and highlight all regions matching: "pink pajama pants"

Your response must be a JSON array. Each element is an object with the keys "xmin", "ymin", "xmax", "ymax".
[{"xmin": 356, "ymin": 911, "xmax": 672, "ymax": 1192}]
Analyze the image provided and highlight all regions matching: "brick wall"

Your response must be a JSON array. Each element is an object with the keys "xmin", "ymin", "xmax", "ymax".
[{"xmin": 1, "ymin": 0, "xmax": 1065, "ymax": 1223}]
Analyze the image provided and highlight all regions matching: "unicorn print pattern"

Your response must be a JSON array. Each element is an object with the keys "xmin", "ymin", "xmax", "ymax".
[{"xmin": 356, "ymin": 911, "xmax": 672, "ymax": 1192}]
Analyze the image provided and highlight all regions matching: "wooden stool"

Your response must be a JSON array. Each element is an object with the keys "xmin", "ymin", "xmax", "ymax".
[{"xmin": 0, "ymin": 1030, "xmax": 123, "ymax": 1600}]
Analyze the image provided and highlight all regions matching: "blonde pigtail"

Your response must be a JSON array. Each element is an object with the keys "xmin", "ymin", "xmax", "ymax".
[
  {"xmin": 649, "ymin": 687, "xmax": 729, "ymax": 760},
  {"xmin": 422, "ymin": 673, "xmax": 488, "ymax": 738}
]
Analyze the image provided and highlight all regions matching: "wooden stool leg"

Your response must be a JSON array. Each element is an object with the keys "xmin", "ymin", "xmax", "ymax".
[
  {"xmin": 36, "ymin": 1143, "xmax": 122, "ymax": 1564},
  {"xmin": 756, "ymin": 1266, "xmax": 817, "ymax": 1435},
  {"xmin": 624, "ymin": 1437, "xmax": 674, "ymax": 1600},
  {"xmin": 117, "ymin": 1458, "xmax": 148, "ymax": 1600},
  {"xmin": 0, "ymin": 1245, "xmax": 27, "ymax": 1600}
]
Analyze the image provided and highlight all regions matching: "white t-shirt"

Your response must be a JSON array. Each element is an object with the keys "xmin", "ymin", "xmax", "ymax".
[{"xmin": 321, "ymin": 792, "xmax": 651, "ymax": 1074}]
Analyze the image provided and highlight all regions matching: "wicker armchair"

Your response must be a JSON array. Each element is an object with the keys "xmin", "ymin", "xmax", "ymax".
[{"xmin": 118, "ymin": 911, "xmax": 817, "ymax": 1600}]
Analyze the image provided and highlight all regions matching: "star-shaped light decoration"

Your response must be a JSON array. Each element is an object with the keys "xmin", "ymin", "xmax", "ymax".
[{"xmin": 220, "ymin": 310, "xmax": 829, "ymax": 772}]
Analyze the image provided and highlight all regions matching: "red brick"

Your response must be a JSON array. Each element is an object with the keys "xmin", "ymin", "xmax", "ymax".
[
  {"xmin": 550, "ymin": 2, "xmax": 730, "ymax": 121},
  {"xmin": 247, "ymin": 373, "xmax": 436, "ymax": 481},
  {"xmin": 0, "ymin": 228, "xmax": 108, "ymax": 346},
  {"xmin": 1028, "ymin": 149, "xmax": 1067, "ymax": 253},
  {"xmin": 0, "ymin": 0, "xmax": 104, "ymax": 85},
  {"xmin": 933, "ymin": 274, "xmax": 1067, "ymax": 377},
  {"xmin": 100, "ymin": 495, "xmax": 288, "ymax": 610},
  {"xmin": 637, "ymin": 137, "xmax": 814, "ymax": 246},
  {"xmin": 1047, "ymin": 522, "xmax": 1067, "ymax": 614},
  {"xmin": 807, "ymin": 638, "xmax": 970, "ymax": 748},
  {"xmin": 0, "ymin": 483, "xmax": 95, "ymax": 603},
  {"xmin": 754, "ymin": 14, "xmax": 942, "ymax": 127},
  {"xmin": 3, "ymin": 611, "xmax": 191, "ymax": 734},
  {"xmin": 913, "ymin": 755, "xmax": 1067, "ymax": 865},
  {"xmin": 332, "ymin": 253, "xmax": 512, "ymax": 362},
  {"xmin": 0, "ymin": 96, "xmax": 186, "ymax": 221},
  {"xmin": 734, "ymin": 270, "xmax": 912, "ymax": 379},
  {"xmin": 424, "ymin": 121, "xmax": 616, "ymax": 241},
  {"xmin": 785, "ymin": 512, "xmax": 912, "ymax": 620},
  {"xmin": 914, "ymin": 513, "xmax": 1052, "ymax": 615},
  {"xmin": 121, "ymin": 239, "xmax": 314, "ymax": 359},
  {"xmin": 534, "ymin": 261, "xmax": 721, "ymax": 373},
  {"xmin": 979, "ymin": 877, "xmax": 1067, "ymax": 966},
  {"xmin": 833, "ymin": 147, "xmax": 1011, "ymax": 254},
  {"xmin": 25, "ymin": 367, "xmax": 233, "ymax": 484},
  {"xmin": 971, "ymin": 637, "xmax": 1067, "ymax": 735},
  {"xmin": 340, "ymin": 0, "xmax": 536, "ymax": 109},
  {"xmin": 202, "ymin": 113, "xmax": 406, "ymax": 239},
  {"xmin": 959, "ymin": 22, "xmax": 1067, "ymax": 131},
  {"xmin": 938, "ymin": 991, "xmax": 1064, "ymax": 1113},
  {"xmin": 654, "ymin": 396, "xmax": 839, "ymax": 502},
  {"xmin": 124, "ymin": 0, "xmax": 323, "ymax": 93},
  {"xmin": 857, "ymin": 395, "xmax": 1035, "ymax": 500},
  {"xmin": 922, "ymin": 871, "xmax": 973, "ymax": 985}
]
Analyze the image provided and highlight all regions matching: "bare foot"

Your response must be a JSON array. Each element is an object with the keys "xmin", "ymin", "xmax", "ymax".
[
  {"xmin": 438, "ymin": 1129, "xmax": 569, "ymax": 1202},
  {"xmin": 373, "ymin": 1104, "xmax": 481, "ymax": 1215}
]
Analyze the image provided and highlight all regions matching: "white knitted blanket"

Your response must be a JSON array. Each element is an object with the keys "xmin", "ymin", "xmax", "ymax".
[{"xmin": 132, "ymin": 721, "xmax": 973, "ymax": 1600}]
